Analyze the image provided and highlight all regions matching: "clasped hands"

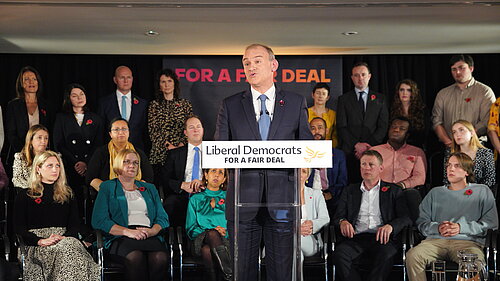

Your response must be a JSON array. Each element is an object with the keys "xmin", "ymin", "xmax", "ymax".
[
  {"xmin": 340, "ymin": 220, "xmax": 393, "ymax": 245},
  {"xmin": 301, "ymin": 220, "xmax": 313, "ymax": 236},
  {"xmin": 181, "ymin": 179, "xmax": 205, "ymax": 194},
  {"xmin": 37, "ymin": 234, "xmax": 66, "ymax": 247},
  {"xmin": 438, "ymin": 221, "xmax": 460, "ymax": 237},
  {"xmin": 124, "ymin": 227, "xmax": 159, "ymax": 240}
]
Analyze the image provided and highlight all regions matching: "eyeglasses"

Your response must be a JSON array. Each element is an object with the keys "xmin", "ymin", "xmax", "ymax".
[
  {"xmin": 111, "ymin": 128, "xmax": 129, "ymax": 132},
  {"xmin": 123, "ymin": 160, "xmax": 140, "ymax": 166}
]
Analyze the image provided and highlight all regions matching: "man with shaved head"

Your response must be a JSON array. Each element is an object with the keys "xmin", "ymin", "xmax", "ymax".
[{"xmin": 98, "ymin": 65, "xmax": 148, "ymax": 150}]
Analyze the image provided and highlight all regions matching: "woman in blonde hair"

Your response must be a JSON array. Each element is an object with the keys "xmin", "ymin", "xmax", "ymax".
[
  {"xmin": 13, "ymin": 150, "xmax": 99, "ymax": 281},
  {"xmin": 443, "ymin": 119, "xmax": 495, "ymax": 189},
  {"xmin": 12, "ymin": 124, "xmax": 49, "ymax": 189},
  {"xmin": 92, "ymin": 149, "xmax": 169, "ymax": 281}
]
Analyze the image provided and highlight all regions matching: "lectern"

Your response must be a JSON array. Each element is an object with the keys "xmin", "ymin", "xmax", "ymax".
[{"xmin": 203, "ymin": 140, "xmax": 332, "ymax": 281}]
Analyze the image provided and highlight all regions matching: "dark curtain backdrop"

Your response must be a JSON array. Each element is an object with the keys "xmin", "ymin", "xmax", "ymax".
[{"xmin": 1, "ymin": 53, "xmax": 499, "ymax": 157}]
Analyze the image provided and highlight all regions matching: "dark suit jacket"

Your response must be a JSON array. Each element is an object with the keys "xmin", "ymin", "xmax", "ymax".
[
  {"xmin": 97, "ymin": 93, "xmax": 148, "ymax": 150},
  {"xmin": 214, "ymin": 88, "xmax": 313, "ymax": 221},
  {"xmin": 6, "ymin": 98, "xmax": 54, "ymax": 152},
  {"xmin": 333, "ymin": 181, "xmax": 411, "ymax": 239},
  {"xmin": 336, "ymin": 90, "xmax": 388, "ymax": 154},
  {"xmin": 53, "ymin": 111, "xmax": 104, "ymax": 168},
  {"xmin": 307, "ymin": 148, "xmax": 348, "ymax": 204},
  {"xmin": 161, "ymin": 145, "xmax": 188, "ymax": 196}
]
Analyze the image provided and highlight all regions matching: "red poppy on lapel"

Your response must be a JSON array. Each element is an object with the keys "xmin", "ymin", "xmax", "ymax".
[
  {"xmin": 464, "ymin": 98, "xmax": 471, "ymax": 103},
  {"xmin": 407, "ymin": 156, "xmax": 415, "ymax": 162},
  {"xmin": 218, "ymin": 199, "xmax": 225, "ymax": 205},
  {"xmin": 34, "ymin": 198, "xmax": 42, "ymax": 204},
  {"xmin": 381, "ymin": 186, "xmax": 389, "ymax": 192},
  {"xmin": 40, "ymin": 109, "xmax": 46, "ymax": 116},
  {"xmin": 279, "ymin": 100, "xmax": 285, "ymax": 106},
  {"xmin": 464, "ymin": 189, "xmax": 473, "ymax": 196},
  {"xmin": 133, "ymin": 98, "xmax": 139, "ymax": 105},
  {"xmin": 138, "ymin": 186, "xmax": 146, "ymax": 192},
  {"xmin": 86, "ymin": 119, "xmax": 93, "ymax": 125},
  {"xmin": 370, "ymin": 95, "xmax": 376, "ymax": 101}
]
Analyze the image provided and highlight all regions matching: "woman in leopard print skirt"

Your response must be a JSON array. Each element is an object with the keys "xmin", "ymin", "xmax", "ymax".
[{"xmin": 14, "ymin": 150, "xmax": 99, "ymax": 281}]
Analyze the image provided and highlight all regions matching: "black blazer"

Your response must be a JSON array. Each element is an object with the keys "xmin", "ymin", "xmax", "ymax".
[
  {"xmin": 97, "ymin": 93, "xmax": 148, "ymax": 150},
  {"xmin": 53, "ymin": 112, "xmax": 104, "ymax": 168},
  {"xmin": 85, "ymin": 144, "xmax": 154, "ymax": 186},
  {"xmin": 214, "ymin": 88, "xmax": 313, "ymax": 221},
  {"xmin": 6, "ymin": 98, "xmax": 54, "ymax": 152},
  {"xmin": 336, "ymin": 90, "xmax": 389, "ymax": 154},
  {"xmin": 333, "ymin": 181, "xmax": 411, "ymax": 238},
  {"xmin": 161, "ymin": 145, "xmax": 188, "ymax": 196}
]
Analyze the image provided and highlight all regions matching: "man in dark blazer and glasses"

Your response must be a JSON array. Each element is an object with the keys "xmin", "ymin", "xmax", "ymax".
[{"xmin": 214, "ymin": 44, "xmax": 313, "ymax": 281}]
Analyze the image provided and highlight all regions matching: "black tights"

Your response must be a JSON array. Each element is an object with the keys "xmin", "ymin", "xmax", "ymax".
[
  {"xmin": 200, "ymin": 229, "xmax": 224, "ymax": 269},
  {"xmin": 124, "ymin": 250, "xmax": 169, "ymax": 281}
]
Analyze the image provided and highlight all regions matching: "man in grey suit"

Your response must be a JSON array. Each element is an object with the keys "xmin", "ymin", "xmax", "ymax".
[
  {"xmin": 336, "ymin": 62, "xmax": 388, "ymax": 183},
  {"xmin": 215, "ymin": 44, "xmax": 313, "ymax": 281}
]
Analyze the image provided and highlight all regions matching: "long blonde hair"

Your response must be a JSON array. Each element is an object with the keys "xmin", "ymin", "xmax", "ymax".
[
  {"xmin": 21, "ymin": 124, "xmax": 49, "ymax": 167},
  {"xmin": 451, "ymin": 119, "xmax": 484, "ymax": 153},
  {"xmin": 28, "ymin": 150, "xmax": 73, "ymax": 203}
]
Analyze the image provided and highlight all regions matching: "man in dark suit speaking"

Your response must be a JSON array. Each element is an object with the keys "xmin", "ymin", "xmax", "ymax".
[
  {"xmin": 332, "ymin": 150, "xmax": 411, "ymax": 281},
  {"xmin": 214, "ymin": 44, "xmax": 313, "ymax": 281}
]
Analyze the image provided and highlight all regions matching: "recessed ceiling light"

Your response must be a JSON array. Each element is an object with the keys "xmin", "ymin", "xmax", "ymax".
[
  {"xmin": 342, "ymin": 31, "xmax": 358, "ymax": 36},
  {"xmin": 145, "ymin": 30, "xmax": 159, "ymax": 36}
]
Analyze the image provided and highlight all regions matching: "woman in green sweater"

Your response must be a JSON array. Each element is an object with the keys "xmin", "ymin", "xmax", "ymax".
[{"xmin": 185, "ymin": 168, "xmax": 232, "ymax": 281}]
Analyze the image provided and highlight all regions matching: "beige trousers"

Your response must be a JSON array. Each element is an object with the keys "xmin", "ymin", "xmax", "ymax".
[{"xmin": 406, "ymin": 238, "xmax": 484, "ymax": 281}]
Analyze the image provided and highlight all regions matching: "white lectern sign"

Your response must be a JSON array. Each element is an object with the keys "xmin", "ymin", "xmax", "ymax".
[{"xmin": 202, "ymin": 140, "xmax": 332, "ymax": 169}]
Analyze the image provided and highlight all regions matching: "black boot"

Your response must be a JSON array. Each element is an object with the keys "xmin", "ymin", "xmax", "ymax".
[{"xmin": 211, "ymin": 245, "xmax": 233, "ymax": 281}]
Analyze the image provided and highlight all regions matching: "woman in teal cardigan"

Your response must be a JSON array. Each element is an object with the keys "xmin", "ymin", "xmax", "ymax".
[
  {"xmin": 186, "ymin": 168, "xmax": 232, "ymax": 281},
  {"xmin": 92, "ymin": 149, "xmax": 170, "ymax": 281}
]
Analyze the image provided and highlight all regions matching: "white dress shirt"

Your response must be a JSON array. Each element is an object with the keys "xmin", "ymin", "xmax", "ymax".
[
  {"xmin": 116, "ymin": 90, "xmax": 132, "ymax": 121},
  {"xmin": 251, "ymin": 85, "xmax": 276, "ymax": 122},
  {"xmin": 354, "ymin": 180, "xmax": 383, "ymax": 234},
  {"xmin": 184, "ymin": 143, "xmax": 202, "ymax": 182}
]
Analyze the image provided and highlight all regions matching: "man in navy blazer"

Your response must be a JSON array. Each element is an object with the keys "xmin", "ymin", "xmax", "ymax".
[
  {"xmin": 97, "ymin": 66, "xmax": 148, "ymax": 150},
  {"xmin": 332, "ymin": 150, "xmax": 411, "ymax": 281},
  {"xmin": 306, "ymin": 117, "xmax": 348, "ymax": 217},
  {"xmin": 214, "ymin": 44, "xmax": 313, "ymax": 281},
  {"xmin": 336, "ymin": 62, "xmax": 388, "ymax": 183}
]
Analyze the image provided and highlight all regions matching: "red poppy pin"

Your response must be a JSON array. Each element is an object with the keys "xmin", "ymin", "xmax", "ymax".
[
  {"xmin": 407, "ymin": 156, "xmax": 415, "ymax": 162},
  {"xmin": 138, "ymin": 186, "xmax": 146, "ymax": 192},
  {"xmin": 465, "ymin": 98, "xmax": 471, "ymax": 103},
  {"xmin": 464, "ymin": 189, "xmax": 473, "ymax": 196},
  {"xmin": 34, "ymin": 198, "xmax": 42, "ymax": 204},
  {"xmin": 176, "ymin": 103, "xmax": 180, "ymax": 107},
  {"xmin": 381, "ymin": 186, "xmax": 389, "ymax": 192},
  {"xmin": 40, "ymin": 109, "xmax": 46, "ymax": 116},
  {"xmin": 279, "ymin": 100, "xmax": 285, "ymax": 106},
  {"xmin": 133, "ymin": 98, "xmax": 139, "ymax": 105},
  {"xmin": 86, "ymin": 119, "xmax": 93, "ymax": 125},
  {"xmin": 218, "ymin": 199, "xmax": 225, "ymax": 205},
  {"xmin": 370, "ymin": 94, "xmax": 376, "ymax": 101}
]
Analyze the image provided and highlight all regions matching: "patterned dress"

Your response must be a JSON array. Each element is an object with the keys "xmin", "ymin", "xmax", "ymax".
[{"xmin": 148, "ymin": 98, "xmax": 193, "ymax": 165}]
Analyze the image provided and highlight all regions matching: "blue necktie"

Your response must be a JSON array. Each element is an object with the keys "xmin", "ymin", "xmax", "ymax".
[
  {"xmin": 192, "ymin": 147, "xmax": 200, "ymax": 181},
  {"xmin": 258, "ymin": 94, "xmax": 271, "ymax": 140},
  {"xmin": 121, "ymin": 96, "xmax": 127, "ymax": 119}
]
